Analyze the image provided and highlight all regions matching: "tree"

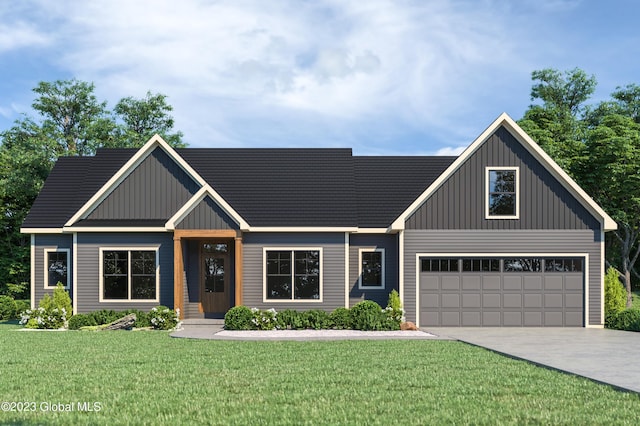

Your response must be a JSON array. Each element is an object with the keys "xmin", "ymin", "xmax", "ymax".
[
  {"xmin": 113, "ymin": 91, "xmax": 184, "ymax": 148},
  {"xmin": 519, "ymin": 68, "xmax": 640, "ymax": 307},
  {"xmin": 0, "ymin": 79, "xmax": 186, "ymax": 296}
]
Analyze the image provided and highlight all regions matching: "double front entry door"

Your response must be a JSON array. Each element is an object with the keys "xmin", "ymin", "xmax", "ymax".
[{"xmin": 201, "ymin": 242, "xmax": 231, "ymax": 313}]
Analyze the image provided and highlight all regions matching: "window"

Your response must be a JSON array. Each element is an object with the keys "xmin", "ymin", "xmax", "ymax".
[
  {"xmin": 359, "ymin": 249, "xmax": 385, "ymax": 289},
  {"xmin": 265, "ymin": 249, "xmax": 322, "ymax": 301},
  {"xmin": 503, "ymin": 258, "xmax": 542, "ymax": 272},
  {"xmin": 486, "ymin": 167, "xmax": 519, "ymax": 219},
  {"xmin": 44, "ymin": 249, "xmax": 69, "ymax": 289},
  {"xmin": 100, "ymin": 248, "xmax": 159, "ymax": 301},
  {"xmin": 462, "ymin": 258, "xmax": 500, "ymax": 272},
  {"xmin": 545, "ymin": 258, "xmax": 583, "ymax": 272},
  {"xmin": 421, "ymin": 258, "xmax": 459, "ymax": 272}
]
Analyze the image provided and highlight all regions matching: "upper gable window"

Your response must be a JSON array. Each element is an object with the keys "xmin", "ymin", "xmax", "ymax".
[{"xmin": 486, "ymin": 167, "xmax": 519, "ymax": 219}]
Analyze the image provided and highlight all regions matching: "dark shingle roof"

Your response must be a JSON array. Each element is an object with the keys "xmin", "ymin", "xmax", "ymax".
[
  {"xmin": 23, "ymin": 147, "xmax": 458, "ymax": 229},
  {"xmin": 354, "ymin": 156, "xmax": 457, "ymax": 227}
]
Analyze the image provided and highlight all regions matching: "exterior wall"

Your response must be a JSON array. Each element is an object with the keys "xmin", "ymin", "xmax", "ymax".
[
  {"xmin": 406, "ymin": 127, "xmax": 600, "ymax": 230},
  {"xmin": 348, "ymin": 233, "xmax": 398, "ymax": 307},
  {"xmin": 75, "ymin": 233, "xmax": 174, "ymax": 312},
  {"xmin": 176, "ymin": 196, "xmax": 239, "ymax": 230},
  {"xmin": 242, "ymin": 232, "xmax": 346, "ymax": 311},
  {"xmin": 403, "ymin": 230, "xmax": 602, "ymax": 326},
  {"xmin": 33, "ymin": 234, "xmax": 74, "ymax": 305},
  {"xmin": 87, "ymin": 147, "xmax": 200, "ymax": 220}
]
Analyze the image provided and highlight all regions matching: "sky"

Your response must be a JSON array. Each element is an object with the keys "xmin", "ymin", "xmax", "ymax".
[{"xmin": 0, "ymin": 0, "xmax": 639, "ymax": 156}]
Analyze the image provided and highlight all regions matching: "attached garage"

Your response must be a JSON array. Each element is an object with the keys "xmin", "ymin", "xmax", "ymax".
[{"xmin": 419, "ymin": 256, "xmax": 585, "ymax": 327}]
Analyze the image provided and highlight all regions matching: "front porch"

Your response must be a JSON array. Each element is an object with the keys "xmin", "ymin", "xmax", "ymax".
[{"xmin": 173, "ymin": 229, "xmax": 243, "ymax": 319}]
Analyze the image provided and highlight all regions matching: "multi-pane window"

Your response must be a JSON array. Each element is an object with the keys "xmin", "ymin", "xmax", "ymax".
[
  {"xmin": 359, "ymin": 249, "xmax": 384, "ymax": 289},
  {"xmin": 102, "ymin": 249, "xmax": 158, "ymax": 301},
  {"xmin": 462, "ymin": 258, "xmax": 500, "ymax": 272},
  {"xmin": 266, "ymin": 250, "xmax": 321, "ymax": 300},
  {"xmin": 503, "ymin": 258, "xmax": 542, "ymax": 272},
  {"xmin": 421, "ymin": 258, "xmax": 459, "ymax": 272},
  {"xmin": 544, "ymin": 258, "xmax": 583, "ymax": 272},
  {"xmin": 45, "ymin": 250, "xmax": 69, "ymax": 288},
  {"xmin": 487, "ymin": 167, "xmax": 518, "ymax": 218}
]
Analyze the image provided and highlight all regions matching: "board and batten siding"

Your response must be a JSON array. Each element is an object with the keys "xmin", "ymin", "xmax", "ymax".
[
  {"xmin": 75, "ymin": 233, "xmax": 174, "ymax": 312},
  {"xmin": 176, "ymin": 196, "xmax": 238, "ymax": 230},
  {"xmin": 34, "ymin": 234, "xmax": 74, "ymax": 304},
  {"xmin": 87, "ymin": 147, "xmax": 200, "ymax": 220},
  {"xmin": 349, "ymin": 233, "xmax": 398, "ymax": 307},
  {"xmin": 242, "ymin": 233, "xmax": 346, "ymax": 311},
  {"xmin": 402, "ymin": 230, "xmax": 602, "ymax": 326},
  {"xmin": 406, "ymin": 127, "xmax": 600, "ymax": 230}
]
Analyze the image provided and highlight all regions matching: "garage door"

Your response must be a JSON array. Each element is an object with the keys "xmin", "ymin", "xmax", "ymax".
[{"xmin": 419, "ymin": 257, "xmax": 584, "ymax": 327}]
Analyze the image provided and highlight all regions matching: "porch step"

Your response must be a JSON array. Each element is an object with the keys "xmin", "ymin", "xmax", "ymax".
[{"xmin": 182, "ymin": 318, "xmax": 225, "ymax": 326}]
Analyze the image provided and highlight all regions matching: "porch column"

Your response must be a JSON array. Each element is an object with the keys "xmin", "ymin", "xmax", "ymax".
[
  {"xmin": 173, "ymin": 235, "xmax": 184, "ymax": 319},
  {"xmin": 235, "ymin": 234, "xmax": 243, "ymax": 306}
]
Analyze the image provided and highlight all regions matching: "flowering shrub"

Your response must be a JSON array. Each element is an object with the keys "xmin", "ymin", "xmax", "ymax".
[
  {"xmin": 149, "ymin": 306, "xmax": 180, "ymax": 330},
  {"xmin": 384, "ymin": 290, "xmax": 405, "ymax": 330},
  {"xmin": 20, "ymin": 284, "xmax": 72, "ymax": 329},
  {"xmin": 251, "ymin": 307, "xmax": 277, "ymax": 330}
]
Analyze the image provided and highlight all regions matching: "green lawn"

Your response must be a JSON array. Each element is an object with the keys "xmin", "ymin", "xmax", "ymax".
[{"xmin": 0, "ymin": 322, "xmax": 638, "ymax": 425}]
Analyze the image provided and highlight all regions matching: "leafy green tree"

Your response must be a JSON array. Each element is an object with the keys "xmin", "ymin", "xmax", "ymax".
[{"xmin": 0, "ymin": 79, "xmax": 185, "ymax": 295}]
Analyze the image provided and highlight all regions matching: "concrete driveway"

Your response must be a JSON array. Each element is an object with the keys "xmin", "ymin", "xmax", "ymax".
[{"xmin": 426, "ymin": 327, "xmax": 640, "ymax": 394}]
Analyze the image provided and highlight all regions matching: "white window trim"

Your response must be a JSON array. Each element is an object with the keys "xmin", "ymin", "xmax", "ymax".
[
  {"xmin": 44, "ymin": 248, "xmax": 70, "ymax": 289},
  {"xmin": 485, "ymin": 166, "xmax": 520, "ymax": 219},
  {"xmin": 99, "ymin": 247, "xmax": 160, "ymax": 303},
  {"xmin": 358, "ymin": 248, "xmax": 385, "ymax": 290},
  {"xmin": 262, "ymin": 247, "xmax": 323, "ymax": 303}
]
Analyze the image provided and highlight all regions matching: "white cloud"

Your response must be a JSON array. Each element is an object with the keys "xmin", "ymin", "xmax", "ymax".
[
  {"xmin": 434, "ymin": 146, "xmax": 466, "ymax": 156},
  {"xmin": 0, "ymin": 21, "xmax": 50, "ymax": 52},
  {"xmin": 6, "ymin": 0, "xmax": 550, "ymax": 151}
]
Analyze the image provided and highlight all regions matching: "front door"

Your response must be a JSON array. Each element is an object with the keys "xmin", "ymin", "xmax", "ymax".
[{"xmin": 201, "ymin": 242, "xmax": 230, "ymax": 312}]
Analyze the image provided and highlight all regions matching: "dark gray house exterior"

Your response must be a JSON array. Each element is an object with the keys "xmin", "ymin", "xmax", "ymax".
[{"xmin": 22, "ymin": 113, "xmax": 616, "ymax": 327}]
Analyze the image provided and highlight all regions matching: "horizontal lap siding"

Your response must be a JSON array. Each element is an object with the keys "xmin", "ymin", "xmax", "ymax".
[
  {"xmin": 403, "ymin": 230, "xmax": 601, "ymax": 326},
  {"xmin": 34, "ymin": 234, "xmax": 74, "ymax": 305},
  {"xmin": 349, "ymin": 234, "xmax": 398, "ymax": 307},
  {"xmin": 242, "ymin": 233, "xmax": 345, "ymax": 311},
  {"xmin": 76, "ymin": 233, "xmax": 174, "ymax": 312}
]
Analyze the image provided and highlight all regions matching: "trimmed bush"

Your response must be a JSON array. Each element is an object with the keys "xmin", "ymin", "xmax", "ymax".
[
  {"xmin": 224, "ymin": 306, "xmax": 253, "ymax": 330},
  {"xmin": 88, "ymin": 310, "xmax": 122, "ymax": 325},
  {"xmin": 351, "ymin": 300, "xmax": 388, "ymax": 331},
  {"xmin": 303, "ymin": 309, "xmax": 330, "ymax": 330},
  {"xmin": 329, "ymin": 307, "xmax": 352, "ymax": 330},
  {"xmin": 68, "ymin": 314, "xmax": 98, "ymax": 330},
  {"xmin": 606, "ymin": 308, "xmax": 640, "ymax": 331},
  {"xmin": 0, "ymin": 295, "xmax": 17, "ymax": 320},
  {"xmin": 604, "ymin": 267, "xmax": 626, "ymax": 316},
  {"xmin": 275, "ymin": 309, "xmax": 305, "ymax": 330},
  {"xmin": 150, "ymin": 306, "xmax": 180, "ymax": 330}
]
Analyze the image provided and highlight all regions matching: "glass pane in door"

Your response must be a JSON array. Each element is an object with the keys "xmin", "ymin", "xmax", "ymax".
[{"xmin": 204, "ymin": 257, "xmax": 225, "ymax": 293}]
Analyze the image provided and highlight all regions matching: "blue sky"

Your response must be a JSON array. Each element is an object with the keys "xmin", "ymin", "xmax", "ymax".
[{"xmin": 1, "ymin": 0, "xmax": 638, "ymax": 155}]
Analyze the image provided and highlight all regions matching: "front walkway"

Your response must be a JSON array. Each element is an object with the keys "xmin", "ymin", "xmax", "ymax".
[{"xmin": 426, "ymin": 327, "xmax": 640, "ymax": 394}]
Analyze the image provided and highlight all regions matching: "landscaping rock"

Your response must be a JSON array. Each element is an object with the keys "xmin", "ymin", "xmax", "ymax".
[
  {"xmin": 103, "ymin": 313, "xmax": 136, "ymax": 330},
  {"xmin": 400, "ymin": 321, "xmax": 418, "ymax": 331}
]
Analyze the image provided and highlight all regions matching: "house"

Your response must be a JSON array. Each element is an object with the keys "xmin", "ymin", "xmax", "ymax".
[{"xmin": 21, "ymin": 113, "xmax": 617, "ymax": 327}]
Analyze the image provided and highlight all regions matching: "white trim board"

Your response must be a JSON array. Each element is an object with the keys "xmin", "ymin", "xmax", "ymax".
[
  {"xmin": 413, "ymin": 252, "xmax": 591, "ymax": 328},
  {"xmin": 390, "ymin": 113, "xmax": 617, "ymax": 231}
]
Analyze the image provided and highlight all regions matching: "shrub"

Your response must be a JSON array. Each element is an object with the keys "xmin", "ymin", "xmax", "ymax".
[
  {"xmin": 150, "ymin": 306, "xmax": 180, "ymax": 330},
  {"xmin": 351, "ymin": 300, "xmax": 388, "ymax": 331},
  {"xmin": 68, "ymin": 314, "xmax": 98, "ymax": 330},
  {"xmin": 303, "ymin": 309, "xmax": 330, "ymax": 330},
  {"xmin": 0, "ymin": 295, "xmax": 17, "ymax": 320},
  {"xmin": 604, "ymin": 267, "xmax": 626, "ymax": 316},
  {"xmin": 384, "ymin": 290, "xmax": 404, "ymax": 330},
  {"xmin": 251, "ymin": 307, "xmax": 277, "ymax": 330},
  {"xmin": 224, "ymin": 306, "xmax": 254, "ymax": 330},
  {"xmin": 20, "ymin": 284, "xmax": 72, "ymax": 329},
  {"xmin": 88, "ymin": 310, "xmax": 122, "ymax": 325},
  {"xmin": 329, "ymin": 307, "xmax": 352, "ymax": 329},
  {"xmin": 275, "ymin": 309, "xmax": 305, "ymax": 330},
  {"xmin": 606, "ymin": 308, "xmax": 640, "ymax": 332},
  {"xmin": 14, "ymin": 300, "xmax": 30, "ymax": 318}
]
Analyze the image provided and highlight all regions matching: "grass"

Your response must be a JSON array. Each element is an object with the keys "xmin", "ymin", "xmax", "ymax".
[{"xmin": 0, "ymin": 321, "xmax": 639, "ymax": 425}]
